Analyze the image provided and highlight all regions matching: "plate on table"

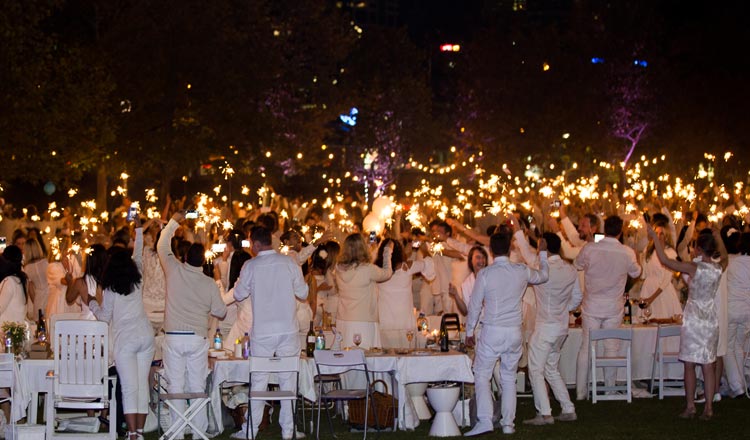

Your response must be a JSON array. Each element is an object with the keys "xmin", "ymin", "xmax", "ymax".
[{"xmin": 412, "ymin": 350, "xmax": 431, "ymax": 356}]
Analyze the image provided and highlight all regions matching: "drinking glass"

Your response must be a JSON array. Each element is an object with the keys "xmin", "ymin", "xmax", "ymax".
[
  {"xmin": 353, "ymin": 333, "xmax": 362, "ymax": 348},
  {"xmin": 406, "ymin": 330, "xmax": 415, "ymax": 350},
  {"xmin": 643, "ymin": 306, "xmax": 653, "ymax": 324}
]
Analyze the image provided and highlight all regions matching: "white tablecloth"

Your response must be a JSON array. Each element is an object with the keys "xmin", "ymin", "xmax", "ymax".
[
  {"xmin": 14, "ymin": 359, "xmax": 54, "ymax": 423},
  {"xmin": 209, "ymin": 350, "xmax": 473, "ymax": 434},
  {"xmin": 558, "ymin": 325, "xmax": 682, "ymax": 384}
]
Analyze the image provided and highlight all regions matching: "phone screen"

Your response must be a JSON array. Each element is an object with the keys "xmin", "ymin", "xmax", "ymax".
[
  {"xmin": 186, "ymin": 210, "xmax": 198, "ymax": 219},
  {"xmin": 369, "ymin": 231, "xmax": 377, "ymax": 243},
  {"xmin": 0, "ymin": 237, "xmax": 6, "ymax": 251},
  {"xmin": 241, "ymin": 239, "xmax": 250, "ymax": 248},
  {"xmin": 126, "ymin": 204, "xmax": 138, "ymax": 222}
]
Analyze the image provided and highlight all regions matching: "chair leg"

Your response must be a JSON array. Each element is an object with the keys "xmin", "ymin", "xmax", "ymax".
[
  {"xmin": 325, "ymin": 401, "xmax": 336, "ymax": 439},
  {"xmin": 248, "ymin": 401, "xmax": 254, "ymax": 440}
]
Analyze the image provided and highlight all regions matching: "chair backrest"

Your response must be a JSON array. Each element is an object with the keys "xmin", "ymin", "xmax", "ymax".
[
  {"xmin": 249, "ymin": 356, "xmax": 300, "ymax": 374},
  {"xmin": 50, "ymin": 312, "xmax": 89, "ymax": 347},
  {"xmin": 657, "ymin": 325, "xmax": 681, "ymax": 338},
  {"xmin": 314, "ymin": 349, "xmax": 369, "ymax": 376},
  {"xmin": 53, "ymin": 319, "xmax": 109, "ymax": 400},
  {"xmin": 590, "ymin": 327, "xmax": 632, "ymax": 342},
  {"xmin": 0, "ymin": 353, "xmax": 14, "ymax": 388}
]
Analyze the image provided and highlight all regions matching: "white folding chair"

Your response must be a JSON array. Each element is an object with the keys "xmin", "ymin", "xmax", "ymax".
[
  {"xmin": 313, "ymin": 350, "xmax": 376, "ymax": 440},
  {"xmin": 241, "ymin": 356, "xmax": 301, "ymax": 440},
  {"xmin": 45, "ymin": 319, "xmax": 117, "ymax": 440},
  {"xmin": 155, "ymin": 372, "xmax": 210, "ymax": 440},
  {"xmin": 649, "ymin": 325, "xmax": 684, "ymax": 399},
  {"xmin": 590, "ymin": 327, "xmax": 632, "ymax": 403},
  {"xmin": 0, "ymin": 353, "xmax": 15, "ymax": 433},
  {"xmin": 49, "ymin": 313, "xmax": 89, "ymax": 349}
]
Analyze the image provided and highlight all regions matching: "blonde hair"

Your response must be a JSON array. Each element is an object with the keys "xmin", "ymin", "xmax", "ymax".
[
  {"xmin": 337, "ymin": 233, "xmax": 372, "ymax": 267},
  {"xmin": 23, "ymin": 238, "xmax": 46, "ymax": 264}
]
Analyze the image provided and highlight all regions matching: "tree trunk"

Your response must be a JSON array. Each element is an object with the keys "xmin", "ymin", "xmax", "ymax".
[{"xmin": 96, "ymin": 163, "xmax": 108, "ymax": 213}]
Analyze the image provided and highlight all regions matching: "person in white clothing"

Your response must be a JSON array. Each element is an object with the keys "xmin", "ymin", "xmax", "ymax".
[
  {"xmin": 449, "ymin": 245, "xmax": 488, "ymax": 316},
  {"xmin": 232, "ymin": 226, "xmax": 308, "ymax": 440},
  {"xmin": 514, "ymin": 228, "xmax": 582, "ymax": 426},
  {"xmin": 158, "ymin": 212, "xmax": 227, "ymax": 439},
  {"xmin": 85, "ymin": 218, "xmax": 155, "ymax": 440},
  {"xmin": 376, "ymin": 239, "xmax": 434, "ymax": 348},
  {"xmin": 574, "ymin": 215, "xmax": 641, "ymax": 400},
  {"xmin": 637, "ymin": 216, "xmax": 683, "ymax": 320},
  {"xmin": 464, "ymin": 232, "xmax": 549, "ymax": 436},
  {"xmin": 23, "ymin": 238, "xmax": 48, "ymax": 319},
  {"xmin": 0, "ymin": 251, "xmax": 29, "ymax": 324},
  {"xmin": 66, "ymin": 243, "xmax": 108, "ymax": 321},
  {"xmin": 724, "ymin": 233, "xmax": 750, "ymax": 398}
]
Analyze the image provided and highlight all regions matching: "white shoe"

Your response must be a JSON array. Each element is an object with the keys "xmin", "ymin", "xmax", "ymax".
[
  {"xmin": 282, "ymin": 431, "xmax": 306, "ymax": 440},
  {"xmin": 464, "ymin": 423, "xmax": 493, "ymax": 437},
  {"xmin": 231, "ymin": 429, "xmax": 258, "ymax": 439},
  {"xmin": 502, "ymin": 425, "xmax": 515, "ymax": 434}
]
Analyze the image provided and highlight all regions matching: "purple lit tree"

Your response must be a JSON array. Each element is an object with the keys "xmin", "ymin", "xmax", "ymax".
[{"xmin": 609, "ymin": 59, "xmax": 652, "ymax": 168}]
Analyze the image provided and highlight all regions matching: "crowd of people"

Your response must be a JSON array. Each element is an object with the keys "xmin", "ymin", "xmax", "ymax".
[{"xmin": 0, "ymin": 186, "xmax": 749, "ymax": 438}]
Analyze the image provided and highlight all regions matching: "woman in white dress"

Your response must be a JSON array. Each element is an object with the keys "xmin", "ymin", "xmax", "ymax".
[
  {"xmin": 45, "ymin": 236, "xmax": 82, "ymax": 318},
  {"xmin": 638, "ymin": 217, "xmax": 683, "ymax": 320},
  {"xmin": 309, "ymin": 242, "xmax": 340, "ymax": 326},
  {"xmin": 449, "ymin": 246, "xmax": 489, "ymax": 316},
  {"xmin": 335, "ymin": 234, "xmax": 393, "ymax": 349},
  {"xmin": 66, "ymin": 244, "xmax": 108, "ymax": 320},
  {"xmin": 23, "ymin": 238, "xmax": 49, "ymax": 319},
  {"xmin": 0, "ymin": 249, "xmax": 30, "ymax": 324},
  {"xmin": 84, "ymin": 218, "xmax": 155, "ymax": 440},
  {"xmin": 377, "ymin": 239, "xmax": 435, "ymax": 348},
  {"xmin": 141, "ymin": 223, "xmax": 167, "ymax": 334}
]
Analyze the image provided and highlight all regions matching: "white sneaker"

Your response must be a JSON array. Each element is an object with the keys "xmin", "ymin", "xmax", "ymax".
[
  {"xmin": 464, "ymin": 422, "xmax": 493, "ymax": 437},
  {"xmin": 282, "ymin": 431, "xmax": 306, "ymax": 440},
  {"xmin": 230, "ymin": 429, "xmax": 258, "ymax": 439},
  {"xmin": 502, "ymin": 425, "xmax": 515, "ymax": 434}
]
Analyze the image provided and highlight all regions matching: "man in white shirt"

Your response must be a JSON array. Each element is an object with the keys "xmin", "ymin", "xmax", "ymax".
[
  {"xmin": 573, "ymin": 215, "xmax": 641, "ymax": 400},
  {"xmin": 158, "ymin": 212, "xmax": 227, "ymax": 439},
  {"xmin": 465, "ymin": 232, "xmax": 549, "ymax": 436},
  {"xmin": 514, "ymin": 230, "xmax": 582, "ymax": 425},
  {"xmin": 232, "ymin": 226, "xmax": 308, "ymax": 440},
  {"xmin": 428, "ymin": 220, "xmax": 465, "ymax": 314},
  {"xmin": 557, "ymin": 205, "xmax": 599, "ymax": 260}
]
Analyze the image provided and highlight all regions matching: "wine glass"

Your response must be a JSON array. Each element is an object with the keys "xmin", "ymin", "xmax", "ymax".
[
  {"xmin": 353, "ymin": 333, "xmax": 362, "ymax": 348},
  {"xmin": 406, "ymin": 330, "xmax": 415, "ymax": 350},
  {"xmin": 643, "ymin": 306, "xmax": 653, "ymax": 324}
]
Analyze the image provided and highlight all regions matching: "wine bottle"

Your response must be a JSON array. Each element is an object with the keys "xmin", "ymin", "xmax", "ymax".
[
  {"xmin": 623, "ymin": 293, "xmax": 632, "ymax": 325},
  {"xmin": 306, "ymin": 321, "xmax": 316, "ymax": 357},
  {"xmin": 440, "ymin": 327, "xmax": 449, "ymax": 352},
  {"xmin": 242, "ymin": 332, "xmax": 250, "ymax": 359},
  {"xmin": 37, "ymin": 309, "xmax": 47, "ymax": 342}
]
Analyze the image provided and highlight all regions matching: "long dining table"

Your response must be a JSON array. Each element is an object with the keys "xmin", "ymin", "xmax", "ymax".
[{"xmin": 209, "ymin": 348, "xmax": 474, "ymax": 434}]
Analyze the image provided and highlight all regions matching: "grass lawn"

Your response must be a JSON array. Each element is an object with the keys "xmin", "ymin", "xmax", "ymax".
[{"xmin": 143, "ymin": 394, "xmax": 750, "ymax": 439}]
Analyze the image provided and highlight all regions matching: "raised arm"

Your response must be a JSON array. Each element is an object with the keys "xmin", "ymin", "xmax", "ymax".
[
  {"xmin": 157, "ymin": 213, "xmax": 183, "ymax": 271},
  {"xmin": 646, "ymin": 218, "xmax": 696, "ymax": 277}
]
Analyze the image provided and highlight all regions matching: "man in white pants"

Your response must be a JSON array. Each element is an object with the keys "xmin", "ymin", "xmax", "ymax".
[
  {"xmin": 465, "ymin": 231, "xmax": 548, "ymax": 436},
  {"xmin": 513, "ymin": 228, "xmax": 582, "ymax": 425},
  {"xmin": 574, "ymin": 215, "xmax": 641, "ymax": 400},
  {"xmin": 232, "ymin": 226, "xmax": 308, "ymax": 440},
  {"xmin": 158, "ymin": 212, "xmax": 227, "ymax": 439}
]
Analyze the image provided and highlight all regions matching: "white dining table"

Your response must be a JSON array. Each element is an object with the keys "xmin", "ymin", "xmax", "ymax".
[
  {"xmin": 14, "ymin": 358, "xmax": 54, "ymax": 424},
  {"xmin": 209, "ymin": 349, "xmax": 474, "ymax": 434}
]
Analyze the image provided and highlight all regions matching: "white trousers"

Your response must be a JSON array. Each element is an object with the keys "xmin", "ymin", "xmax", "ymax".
[
  {"xmin": 473, "ymin": 325, "xmax": 522, "ymax": 430},
  {"xmin": 115, "ymin": 334, "xmax": 155, "ymax": 414},
  {"xmin": 576, "ymin": 314, "xmax": 622, "ymax": 400},
  {"xmin": 527, "ymin": 328, "xmax": 574, "ymax": 416},
  {"xmin": 248, "ymin": 332, "xmax": 300, "ymax": 436},
  {"xmin": 163, "ymin": 334, "xmax": 209, "ymax": 437},
  {"xmin": 724, "ymin": 304, "xmax": 750, "ymax": 396}
]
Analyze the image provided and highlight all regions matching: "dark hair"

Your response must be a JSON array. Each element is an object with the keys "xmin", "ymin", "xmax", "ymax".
[
  {"xmin": 604, "ymin": 216, "xmax": 624, "ymax": 237},
  {"xmin": 101, "ymin": 248, "xmax": 142, "ymax": 295},
  {"xmin": 651, "ymin": 213, "xmax": 669, "ymax": 225},
  {"xmin": 584, "ymin": 213, "xmax": 600, "ymax": 232},
  {"xmin": 186, "ymin": 243, "xmax": 205, "ymax": 267},
  {"xmin": 467, "ymin": 246, "xmax": 489, "ymax": 273},
  {"xmin": 543, "ymin": 232, "xmax": 562, "ymax": 255},
  {"xmin": 490, "ymin": 232, "xmax": 512, "ymax": 256},
  {"xmin": 375, "ymin": 238, "xmax": 404, "ymax": 269},
  {"xmin": 695, "ymin": 214, "xmax": 709, "ymax": 226},
  {"xmin": 695, "ymin": 228, "xmax": 718, "ymax": 258},
  {"xmin": 720, "ymin": 225, "xmax": 741, "ymax": 255},
  {"xmin": 84, "ymin": 244, "xmax": 108, "ymax": 284},
  {"xmin": 250, "ymin": 226, "xmax": 272, "ymax": 246},
  {"xmin": 177, "ymin": 240, "xmax": 191, "ymax": 263},
  {"xmin": 256, "ymin": 213, "xmax": 277, "ymax": 233},
  {"xmin": 738, "ymin": 233, "xmax": 750, "ymax": 256},
  {"xmin": 112, "ymin": 227, "xmax": 130, "ymax": 247},
  {"xmin": 429, "ymin": 219, "xmax": 452, "ymax": 236},
  {"xmin": 226, "ymin": 229, "xmax": 244, "ymax": 250},
  {"xmin": 2, "ymin": 245, "xmax": 28, "ymax": 302}
]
